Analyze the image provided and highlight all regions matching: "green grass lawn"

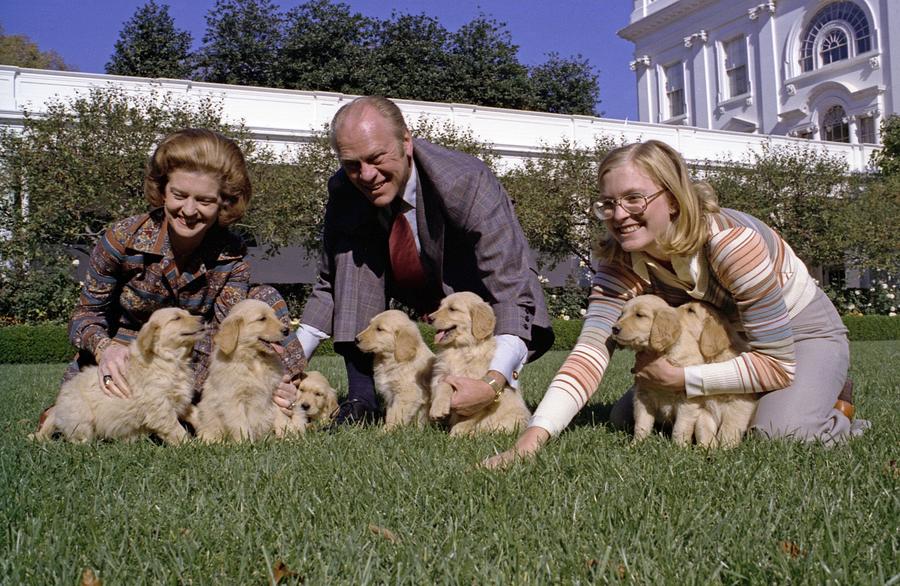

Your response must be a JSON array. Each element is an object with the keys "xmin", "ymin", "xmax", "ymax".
[{"xmin": 2, "ymin": 342, "xmax": 898, "ymax": 584}]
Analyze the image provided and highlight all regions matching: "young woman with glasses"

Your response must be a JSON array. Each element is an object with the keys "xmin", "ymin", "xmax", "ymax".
[{"xmin": 485, "ymin": 140, "xmax": 866, "ymax": 468}]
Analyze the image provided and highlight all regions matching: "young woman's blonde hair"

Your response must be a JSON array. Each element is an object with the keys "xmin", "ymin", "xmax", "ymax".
[
  {"xmin": 144, "ymin": 128, "xmax": 252, "ymax": 226},
  {"xmin": 594, "ymin": 139, "xmax": 719, "ymax": 263}
]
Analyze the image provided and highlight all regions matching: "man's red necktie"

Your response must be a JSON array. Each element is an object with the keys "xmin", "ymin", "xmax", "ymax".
[{"xmin": 388, "ymin": 210, "xmax": 427, "ymax": 290}]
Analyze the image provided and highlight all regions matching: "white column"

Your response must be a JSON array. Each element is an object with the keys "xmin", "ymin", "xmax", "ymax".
[{"xmin": 751, "ymin": 4, "xmax": 779, "ymax": 133}]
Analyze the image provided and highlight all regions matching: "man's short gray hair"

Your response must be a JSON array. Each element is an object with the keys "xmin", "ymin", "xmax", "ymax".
[{"xmin": 329, "ymin": 96, "xmax": 409, "ymax": 152}]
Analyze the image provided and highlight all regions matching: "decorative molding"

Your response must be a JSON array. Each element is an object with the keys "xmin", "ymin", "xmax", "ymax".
[
  {"xmin": 748, "ymin": 1, "xmax": 776, "ymax": 20},
  {"xmin": 869, "ymin": 56, "xmax": 880, "ymax": 69},
  {"xmin": 683, "ymin": 30, "xmax": 708, "ymax": 48},
  {"xmin": 785, "ymin": 84, "xmax": 796, "ymax": 96},
  {"xmin": 790, "ymin": 124, "xmax": 817, "ymax": 137},
  {"xmin": 630, "ymin": 55, "xmax": 651, "ymax": 70}
]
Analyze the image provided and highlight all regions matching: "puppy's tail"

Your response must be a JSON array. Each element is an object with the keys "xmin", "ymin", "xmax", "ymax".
[{"xmin": 29, "ymin": 404, "xmax": 57, "ymax": 441}]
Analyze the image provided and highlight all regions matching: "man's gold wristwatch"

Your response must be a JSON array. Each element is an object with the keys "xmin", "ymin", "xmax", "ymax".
[{"xmin": 481, "ymin": 373, "xmax": 506, "ymax": 403}]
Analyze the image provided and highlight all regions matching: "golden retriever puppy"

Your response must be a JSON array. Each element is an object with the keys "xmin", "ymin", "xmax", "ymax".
[
  {"xmin": 612, "ymin": 295, "xmax": 755, "ymax": 448},
  {"xmin": 357, "ymin": 309, "xmax": 434, "ymax": 430},
  {"xmin": 31, "ymin": 308, "xmax": 204, "ymax": 444},
  {"xmin": 295, "ymin": 370, "xmax": 339, "ymax": 427},
  {"xmin": 193, "ymin": 299, "xmax": 306, "ymax": 442},
  {"xmin": 676, "ymin": 301, "xmax": 756, "ymax": 448},
  {"xmin": 428, "ymin": 292, "xmax": 530, "ymax": 436}
]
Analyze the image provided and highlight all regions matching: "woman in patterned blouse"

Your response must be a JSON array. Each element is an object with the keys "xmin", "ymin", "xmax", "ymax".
[
  {"xmin": 63, "ymin": 128, "xmax": 304, "ymax": 407},
  {"xmin": 486, "ymin": 140, "xmax": 867, "ymax": 468}
]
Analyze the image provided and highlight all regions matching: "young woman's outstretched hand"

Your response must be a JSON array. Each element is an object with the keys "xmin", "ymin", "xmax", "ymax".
[{"xmin": 481, "ymin": 426, "xmax": 550, "ymax": 469}]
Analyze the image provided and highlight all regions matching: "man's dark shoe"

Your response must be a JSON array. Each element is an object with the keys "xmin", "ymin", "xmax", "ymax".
[
  {"xmin": 834, "ymin": 378, "xmax": 855, "ymax": 420},
  {"xmin": 325, "ymin": 399, "xmax": 381, "ymax": 430}
]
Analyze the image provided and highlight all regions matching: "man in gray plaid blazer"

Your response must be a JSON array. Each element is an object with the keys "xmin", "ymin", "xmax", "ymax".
[{"xmin": 282, "ymin": 96, "xmax": 553, "ymax": 425}]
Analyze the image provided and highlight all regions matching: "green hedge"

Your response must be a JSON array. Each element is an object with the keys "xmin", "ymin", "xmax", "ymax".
[
  {"xmin": 841, "ymin": 315, "xmax": 900, "ymax": 341},
  {"xmin": 0, "ymin": 324, "xmax": 75, "ymax": 364},
  {"xmin": 1, "ymin": 316, "xmax": 898, "ymax": 364},
  {"xmin": 550, "ymin": 319, "xmax": 585, "ymax": 351}
]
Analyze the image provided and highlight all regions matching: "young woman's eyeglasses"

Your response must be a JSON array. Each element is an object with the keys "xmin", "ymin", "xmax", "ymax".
[{"xmin": 592, "ymin": 188, "xmax": 667, "ymax": 220}]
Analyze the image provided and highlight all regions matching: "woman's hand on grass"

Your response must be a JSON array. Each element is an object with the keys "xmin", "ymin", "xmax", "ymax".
[
  {"xmin": 98, "ymin": 342, "xmax": 131, "ymax": 399},
  {"xmin": 481, "ymin": 426, "xmax": 550, "ymax": 470}
]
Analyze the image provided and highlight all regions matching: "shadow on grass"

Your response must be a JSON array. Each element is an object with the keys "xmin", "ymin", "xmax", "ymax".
[
  {"xmin": 570, "ymin": 401, "xmax": 615, "ymax": 428},
  {"xmin": 558, "ymin": 400, "xmax": 674, "ymax": 438}
]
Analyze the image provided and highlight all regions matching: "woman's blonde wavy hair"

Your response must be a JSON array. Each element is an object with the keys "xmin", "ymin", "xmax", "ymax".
[
  {"xmin": 594, "ymin": 140, "xmax": 719, "ymax": 263},
  {"xmin": 144, "ymin": 128, "xmax": 252, "ymax": 227}
]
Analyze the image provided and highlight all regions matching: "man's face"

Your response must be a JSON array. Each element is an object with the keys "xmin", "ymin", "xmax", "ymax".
[{"xmin": 334, "ymin": 109, "xmax": 413, "ymax": 208}]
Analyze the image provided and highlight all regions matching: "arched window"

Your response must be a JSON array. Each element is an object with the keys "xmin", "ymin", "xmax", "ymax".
[
  {"xmin": 800, "ymin": 2, "xmax": 871, "ymax": 72},
  {"xmin": 820, "ymin": 28, "xmax": 849, "ymax": 65},
  {"xmin": 822, "ymin": 105, "xmax": 850, "ymax": 143}
]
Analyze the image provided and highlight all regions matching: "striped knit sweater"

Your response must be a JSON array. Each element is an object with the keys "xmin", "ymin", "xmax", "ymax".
[{"xmin": 530, "ymin": 208, "xmax": 819, "ymax": 436}]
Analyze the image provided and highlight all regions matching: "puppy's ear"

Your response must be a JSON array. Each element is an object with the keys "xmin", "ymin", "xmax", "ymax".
[
  {"xmin": 470, "ymin": 302, "xmax": 496, "ymax": 341},
  {"xmin": 394, "ymin": 326, "xmax": 418, "ymax": 362},
  {"xmin": 136, "ymin": 321, "xmax": 160, "ymax": 358},
  {"xmin": 215, "ymin": 317, "xmax": 241, "ymax": 355},
  {"xmin": 324, "ymin": 390, "xmax": 339, "ymax": 417},
  {"xmin": 699, "ymin": 316, "xmax": 732, "ymax": 361},
  {"xmin": 649, "ymin": 307, "xmax": 680, "ymax": 353}
]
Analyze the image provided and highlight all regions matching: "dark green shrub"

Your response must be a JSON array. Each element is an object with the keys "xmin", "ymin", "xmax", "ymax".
[
  {"xmin": 842, "ymin": 315, "xmax": 900, "ymax": 341},
  {"xmin": 0, "ymin": 324, "xmax": 74, "ymax": 364},
  {"xmin": 550, "ymin": 318, "xmax": 584, "ymax": 351},
  {"xmin": 548, "ymin": 315, "xmax": 899, "ymax": 352}
]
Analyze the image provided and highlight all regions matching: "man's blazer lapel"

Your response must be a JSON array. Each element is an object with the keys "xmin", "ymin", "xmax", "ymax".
[{"xmin": 414, "ymin": 158, "xmax": 445, "ymax": 290}]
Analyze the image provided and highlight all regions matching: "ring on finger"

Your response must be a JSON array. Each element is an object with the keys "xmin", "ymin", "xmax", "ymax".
[
  {"xmin": 288, "ymin": 401, "xmax": 296, "ymax": 409},
  {"xmin": 103, "ymin": 375, "xmax": 113, "ymax": 386}
]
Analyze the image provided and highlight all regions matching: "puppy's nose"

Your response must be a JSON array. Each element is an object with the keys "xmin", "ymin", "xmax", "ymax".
[
  {"xmin": 354, "ymin": 335, "xmax": 361, "ymax": 344},
  {"xmin": 301, "ymin": 403, "xmax": 310, "ymax": 410},
  {"xmin": 611, "ymin": 325, "xmax": 620, "ymax": 335}
]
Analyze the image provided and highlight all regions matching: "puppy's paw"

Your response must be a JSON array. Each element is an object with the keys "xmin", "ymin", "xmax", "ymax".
[
  {"xmin": 429, "ymin": 384, "xmax": 453, "ymax": 420},
  {"xmin": 429, "ymin": 395, "xmax": 451, "ymax": 420}
]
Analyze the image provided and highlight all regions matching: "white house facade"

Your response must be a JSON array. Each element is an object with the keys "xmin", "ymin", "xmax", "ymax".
[{"xmin": 619, "ymin": 0, "xmax": 898, "ymax": 144}]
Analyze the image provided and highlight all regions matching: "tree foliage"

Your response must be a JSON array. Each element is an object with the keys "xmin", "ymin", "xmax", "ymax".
[
  {"xmin": 0, "ymin": 25, "xmax": 69, "ymax": 70},
  {"xmin": 0, "ymin": 88, "xmax": 253, "ymax": 322},
  {"xmin": 529, "ymin": 52, "xmax": 601, "ymax": 116},
  {"xmin": 447, "ymin": 15, "xmax": 531, "ymax": 110},
  {"xmin": 197, "ymin": 0, "xmax": 283, "ymax": 87},
  {"xmin": 870, "ymin": 114, "xmax": 900, "ymax": 177},
  {"xmin": 277, "ymin": 0, "xmax": 374, "ymax": 93},
  {"xmin": 103, "ymin": 0, "xmax": 600, "ymax": 115},
  {"xmin": 504, "ymin": 137, "xmax": 615, "ymax": 268},
  {"xmin": 365, "ymin": 12, "xmax": 452, "ymax": 103},
  {"xmin": 702, "ymin": 144, "xmax": 851, "ymax": 270},
  {"xmin": 842, "ymin": 173, "xmax": 900, "ymax": 272},
  {"xmin": 105, "ymin": 0, "xmax": 194, "ymax": 79}
]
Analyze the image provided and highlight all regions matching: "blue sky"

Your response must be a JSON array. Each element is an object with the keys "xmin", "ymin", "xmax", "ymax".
[{"xmin": 1, "ymin": 0, "xmax": 639, "ymax": 120}]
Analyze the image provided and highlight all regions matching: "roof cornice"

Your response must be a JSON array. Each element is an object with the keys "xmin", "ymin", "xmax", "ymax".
[{"xmin": 618, "ymin": 0, "xmax": 720, "ymax": 41}]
